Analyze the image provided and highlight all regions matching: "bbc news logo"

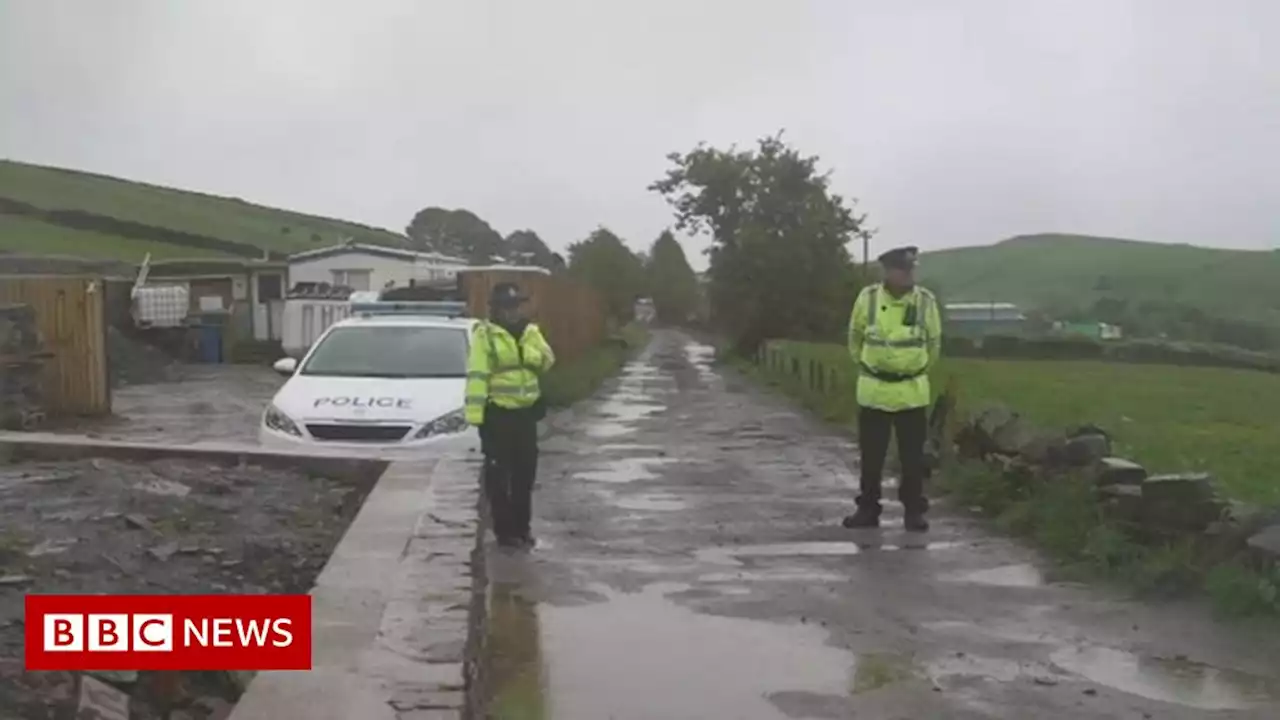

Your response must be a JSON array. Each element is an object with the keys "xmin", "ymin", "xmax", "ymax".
[{"xmin": 25, "ymin": 594, "xmax": 311, "ymax": 671}]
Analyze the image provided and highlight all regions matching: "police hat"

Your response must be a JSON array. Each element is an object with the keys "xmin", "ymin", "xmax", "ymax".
[
  {"xmin": 877, "ymin": 246, "xmax": 919, "ymax": 270},
  {"xmin": 490, "ymin": 282, "xmax": 528, "ymax": 308}
]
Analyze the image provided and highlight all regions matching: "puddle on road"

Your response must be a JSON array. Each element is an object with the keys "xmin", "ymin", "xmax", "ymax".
[
  {"xmin": 696, "ymin": 541, "xmax": 961, "ymax": 566},
  {"xmin": 920, "ymin": 619, "xmax": 1057, "ymax": 645},
  {"xmin": 615, "ymin": 493, "xmax": 687, "ymax": 511},
  {"xmin": 594, "ymin": 400, "xmax": 666, "ymax": 423},
  {"xmin": 946, "ymin": 563, "xmax": 1045, "ymax": 588},
  {"xmin": 573, "ymin": 457, "xmax": 680, "ymax": 484},
  {"xmin": 699, "ymin": 569, "xmax": 847, "ymax": 584},
  {"xmin": 1050, "ymin": 645, "xmax": 1279, "ymax": 711},
  {"xmin": 926, "ymin": 654, "xmax": 1059, "ymax": 684},
  {"xmin": 597, "ymin": 443, "xmax": 667, "ymax": 453},
  {"xmin": 488, "ymin": 583, "xmax": 853, "ymax": 720},
  {"xmin": 585, "ymin": 422, "xmax": 634, "ymax": 439},
  {"xmin": 603, "ymin": 391, "xmax": 655, "ymax": 403}
]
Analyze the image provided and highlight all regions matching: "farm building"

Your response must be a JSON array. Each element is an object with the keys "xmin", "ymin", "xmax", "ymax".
[
  {"xmin": 287, "ymin": 241, "xmax": 467, "ymax": 292},
  {"xmin": 943, "ymin": 302, "xmax": 1028, "ymax": 338}
]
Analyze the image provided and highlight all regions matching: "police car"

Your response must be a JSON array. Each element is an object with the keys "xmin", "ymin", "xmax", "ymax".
[{"xmin": 258, "ymin": 299, "xmax": 480, "ymax": 453}]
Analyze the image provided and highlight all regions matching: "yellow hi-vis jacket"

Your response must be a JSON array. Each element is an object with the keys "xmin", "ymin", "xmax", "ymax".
[
  {"xmin": 465, "ymin": 320, "xmax": 556, "ymax": 425},
  {"xmin": 847, "ymin": 284, "xmax": 942, "ymax": 412}
]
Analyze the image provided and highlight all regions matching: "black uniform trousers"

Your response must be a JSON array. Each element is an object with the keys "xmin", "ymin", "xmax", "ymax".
[
  {"xmin": 479, "ymin": 404, "xmax": 540, "ymax": 541},
  {"xmin": 857, "ymin": 405, "xmax": 929, "ymax": 516}
]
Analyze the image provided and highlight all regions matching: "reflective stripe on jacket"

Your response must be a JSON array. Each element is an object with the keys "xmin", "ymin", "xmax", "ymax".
[
  {"xmin": 846, "ymin": 284, "xmax": 942, "ymax": 411},
  {"xmin": 465, "ymin": 321, "xmax": 556, "ymax": 425}
]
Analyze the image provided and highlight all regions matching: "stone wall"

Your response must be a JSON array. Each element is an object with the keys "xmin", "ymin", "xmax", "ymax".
[
  {"xmin": 955, "ymin": 403, "xmax": 1279, "ymax": 572},
  {"xmin": 0, "ymin": 304, "xmax": 48, "ymax": 430}
]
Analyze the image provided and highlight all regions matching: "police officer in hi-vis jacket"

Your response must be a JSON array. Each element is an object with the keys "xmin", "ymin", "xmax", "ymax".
[
  {"xmin": 844, "ymin": 246, "xmax": 942, "ymax": 532},
  {"xmin": 465, "ymin": 283, "xmax": 556, "ymax": 549}
]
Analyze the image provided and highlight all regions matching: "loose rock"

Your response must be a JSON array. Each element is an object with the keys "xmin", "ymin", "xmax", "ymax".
[
  {"xmin": 1139, "ymin": 473, "xmax": 1225, "ymax": 533},
  {"xmin": 1063, "ymin": 434, "xmax": 1110, "ymax": 466},
  {"xmin": 77, "ymin": 674, "xmax": 131, "ymax": 720},
  {"xmin": 1247, "ymin": 522, "xmax": 1280, "ymax": 561},
  {"xmin": 1094, "ymin": 457, "xmax": 1147, "ymax": 487}
]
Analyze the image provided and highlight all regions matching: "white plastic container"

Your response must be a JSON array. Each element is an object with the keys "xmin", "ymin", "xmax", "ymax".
[{"xmin": 132, "ymin": 285, "xmax": 189, "ymax": 328}]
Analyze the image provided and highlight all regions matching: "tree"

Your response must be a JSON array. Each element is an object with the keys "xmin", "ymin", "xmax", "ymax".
[
  {"xmin": 649, "ymin": 132, "xmax": 872, "ymax": 353},
  {"xmin": 646, "ymin": 230, "xmax": 698, "ymax": 323},
  {"xmin": 405, "ymin": 207, "xmax": 506, "ymax": 264},
  {"xmin": 504, "ymin": 229, "xmax": 557, "ymax": 269},
  {"xmin": 567, "ymin": 227, "xmax": 646, "ymax": 321}
]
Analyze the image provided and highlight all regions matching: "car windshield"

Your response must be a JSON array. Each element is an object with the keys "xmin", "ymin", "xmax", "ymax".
[{"xmin": 300, "ymin": 325, "xmax": 468, "ymax": 378}]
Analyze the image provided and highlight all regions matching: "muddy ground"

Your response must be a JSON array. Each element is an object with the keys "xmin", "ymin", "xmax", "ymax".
[
  {"xmin": 69, "ymin": 365, "xmax": 284, "ymax": 445},
  {"xmin": 482, "ymin": 329, "xmax": 1280, "ymax": 719},
  {"xmin": 0, "ymin": 455, "xmax": 373, "ymax": 719}
]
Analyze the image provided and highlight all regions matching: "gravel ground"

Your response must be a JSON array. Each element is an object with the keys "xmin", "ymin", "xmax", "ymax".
[{"xmin": 0, "ymin": 455, "xmax": 374, "ymax": 719}]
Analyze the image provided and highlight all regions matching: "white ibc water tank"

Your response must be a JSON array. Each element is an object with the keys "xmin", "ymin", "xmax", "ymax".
[{"xmin": 133, "ymin": 285, "xmax": 189, "ymax": 328}]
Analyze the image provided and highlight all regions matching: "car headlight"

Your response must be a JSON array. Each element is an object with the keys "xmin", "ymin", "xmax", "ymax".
[
  {"xmin": 413, "ymin": 409, "xmax": 468, "ymax": 440},
  {"xmin": 264, "ymin": 404, "xmax": 302, "ymax": 437}
]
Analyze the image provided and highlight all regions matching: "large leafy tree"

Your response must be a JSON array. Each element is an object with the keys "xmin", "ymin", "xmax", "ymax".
[
  {"xmin": 646, "ymin": 230, "xmax": 698, "ymax": 323},
  {"xmin": 567, "ymin": 226, "xmax": 646, "ymax": 321},
  {"xmin": 650, "ymin": 132, "xmax": 873, "ymax": 353},
  {"xmin": 504, "ymin": 229, "xmax": 558, "ymax": 269},
  {"xmin": 405, "ymin": 207, "xmax": 506, "ymax": 264}
]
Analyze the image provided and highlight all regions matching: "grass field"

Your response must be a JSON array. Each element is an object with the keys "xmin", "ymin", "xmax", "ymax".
[
  {"xmin": 0, "ymin": 215, "xmax": 224, "ymax": 261},
  {"xmin": 920, "ymin": 233, "xmax": 1280, "ymax": 329},
  {"xmin": 760, "ymin": 340, "xmax": 1280, "ymax": 507},
  {"xmin": 0, "ymin": 160, "xmax": 407, "ymax": 259}
]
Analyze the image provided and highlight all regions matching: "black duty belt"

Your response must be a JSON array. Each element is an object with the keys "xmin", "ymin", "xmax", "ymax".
[{"xmin": 859, "ymin": 363, "xmax": 926, "ymax": 383}]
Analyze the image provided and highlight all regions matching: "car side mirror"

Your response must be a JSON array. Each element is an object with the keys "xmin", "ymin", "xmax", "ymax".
[{"xmin": 272, "ymin": 357, "xmax": 298, "ymax": 376}]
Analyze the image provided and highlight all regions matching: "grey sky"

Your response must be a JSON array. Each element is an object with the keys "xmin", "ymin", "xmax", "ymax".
[{"xmin": 2, "ymin": 0, "xmax": 1276, "ymax": 268}]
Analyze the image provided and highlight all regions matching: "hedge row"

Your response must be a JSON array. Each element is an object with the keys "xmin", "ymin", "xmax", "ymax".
[{"xmin": 944, "ymin": 335, "xmax": 1280, "ymax": 374}]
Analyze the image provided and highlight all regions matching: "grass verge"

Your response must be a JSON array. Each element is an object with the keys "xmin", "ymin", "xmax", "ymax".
[
  {"xmin": 758, "ymin": 340, "xmax": 1280, "ymax": 506},
  {"xmin": 735, "ymin": 342, "xmax": 1280, "ymax": 618},
  {"xmin": 541, "ymin": 324, "xmax": 649, "ymax": 407}
]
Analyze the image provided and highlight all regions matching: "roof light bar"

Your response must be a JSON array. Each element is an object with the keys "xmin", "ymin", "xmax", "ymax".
[{"xmin": 349, "ymin": 300, "xmax": 468, "ymax": 318}]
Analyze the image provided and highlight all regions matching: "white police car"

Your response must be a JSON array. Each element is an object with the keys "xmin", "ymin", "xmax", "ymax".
[{"xmin": 258, "ymin": 300, "xmax": 480, "ymax": 453}]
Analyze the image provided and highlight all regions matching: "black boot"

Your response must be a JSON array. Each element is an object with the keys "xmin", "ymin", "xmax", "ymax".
[
  {"xmin": 842, "ymin": 506, "xmax": 881, "ymax": 529},
  {"xmin": 904, "ymin": 512, "xmax": 930, "ymax": 533}
]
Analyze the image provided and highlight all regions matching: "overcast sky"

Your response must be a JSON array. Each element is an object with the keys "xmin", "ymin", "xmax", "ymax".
[{"xmin": 2, "ymin": 0, "xmax": 1276, "ymax": 268}]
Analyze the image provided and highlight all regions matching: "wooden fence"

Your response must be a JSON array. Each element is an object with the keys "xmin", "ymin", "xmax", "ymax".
[
  {"xmin": 459, "ymin": 270, "xmax": 606, "ymax": 364},
  {"xmin": 0, "ymin": 275, "xmax": 111, "ymax": 417},
  {"xmin": 757, "ymin": 342, "xmax": 849, "ymax": 395}
]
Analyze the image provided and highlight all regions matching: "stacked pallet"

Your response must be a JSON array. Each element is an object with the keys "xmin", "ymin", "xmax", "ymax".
[{"xmin": 0, "ymin": 303, "xmax": 49, "ymax": 430}]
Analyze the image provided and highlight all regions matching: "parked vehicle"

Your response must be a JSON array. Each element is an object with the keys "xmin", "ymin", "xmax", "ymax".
[{"xmin": 260, "ymin": 299, "xmax": 479, "ymax": 452}]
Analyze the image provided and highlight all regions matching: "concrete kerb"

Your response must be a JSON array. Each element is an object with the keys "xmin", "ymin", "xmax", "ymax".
[
  {"xmin": 0, "ymin": 431, "xmax": 390, "ymax": 485},
  {"xmin": 230, "ymin": 453, "xmax": 490, "ymax": 720},
  {"xmin": 0, "ymin": 432, "xmax": 491, "ymax": 720}
]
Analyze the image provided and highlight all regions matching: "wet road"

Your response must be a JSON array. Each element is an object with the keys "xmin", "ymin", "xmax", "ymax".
[{"xmin": 484, "ymin": 329, "xmax": 1280, "ymax": 719}]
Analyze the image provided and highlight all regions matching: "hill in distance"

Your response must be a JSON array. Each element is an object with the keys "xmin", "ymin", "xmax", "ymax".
[
  {"xmin": 919, "ymin": 233, "xmax": 1280, "ymax": 329},
  {"xmin": 0, "ymin": 160, "xmax": 408, "ymax": 262}
]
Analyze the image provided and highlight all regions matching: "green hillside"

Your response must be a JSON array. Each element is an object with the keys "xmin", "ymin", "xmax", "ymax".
[
  {"xmin": 0, "ymin": 160, "xmax": 407, "ymax": 261},
  {"xmin": 920, "ymin": 234, "xmax": 1280, "ymax": 338}
]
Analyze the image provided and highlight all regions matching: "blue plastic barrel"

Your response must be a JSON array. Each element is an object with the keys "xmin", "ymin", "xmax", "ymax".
[{"xmin": 199, "ymin": 325, "xmax": 222, "ymax": 363}]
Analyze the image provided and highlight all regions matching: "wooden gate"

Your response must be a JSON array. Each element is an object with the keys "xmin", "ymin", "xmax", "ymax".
[
  {"xmin": 459, "ymin": 269, "xmax": 606, "ymax": 364},
  {"xmin": 0, "ymin": 275, "xmax": 110, "ymax": 416}
]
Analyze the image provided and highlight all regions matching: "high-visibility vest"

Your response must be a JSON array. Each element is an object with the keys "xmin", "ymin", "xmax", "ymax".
[
  {"xmin": 465, "ymin": 321, "xmax": 555, "ymax": 425},
  {"xmin": 848, "ymin": 284, "xmax": 940, "ymax": 411},
  {"xmin": 860, "ymin": 286, "xmax": 934, "ymax": 375}
]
